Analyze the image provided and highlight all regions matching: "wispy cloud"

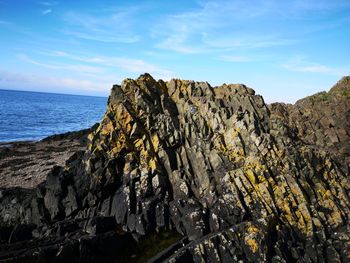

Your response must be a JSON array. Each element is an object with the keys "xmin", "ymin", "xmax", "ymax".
[
  {"xmin": 47, "ymin": 51, "xmax": 175, "ymax": 79},
  {"xmin": 157, "ymin": 32, "xmax": 205, "ymax": 54},
  {"xmin": 152, "ymin": 0, "xmax": 350, "ymax": 54},
  {"xmin": 16, "ymin": 51, "xmax": 174, "ymax": 81},
  {"xmin": 41, "ymin": 9, "xmax": 52, "ymax": 15},
  {"xmin": 152, "ymin": 1, "xmax": 295, "ymax": 54},
  {"xmin": 39, "ymin": 1, "xmax": 58, "ymax": 6},
  {"xmin": 63, "ymin": 10, "xmax": 139, "ymax": 43},
  {"xmin": 282, "ymin": 57, "xmax": 349, "ymax": 76},
  {"xmin": 0, "ymin": 69, "xmax": 110, "ymax": 94},
  {"xmin": 204, "ymin": 37, "xmax": 296, "ymax": 50},
  {"xmin": 1, "ymin": 49, "xmax": 175, "ymax": 94},
  {"xmin": 17, "ymin": 54, "xmax": 104, "ymax": 74},
  {"xmin": 39, "ymin": 1, "xmax": 56, "ymax": 15}
]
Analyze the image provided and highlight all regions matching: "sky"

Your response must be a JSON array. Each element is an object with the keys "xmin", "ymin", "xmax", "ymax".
[{"xmin": 0, "ymin": 0, "xmax": 350, "ymax": 102}]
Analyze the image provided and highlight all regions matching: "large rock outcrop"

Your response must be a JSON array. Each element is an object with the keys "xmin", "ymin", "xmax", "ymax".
[
  {"xmin": 1, "ymin": 74, "xmax": 350, "ymax": 262},
  {"xmin": 270, "ymin": 76, "xmax": 350, "ymax": 165}
]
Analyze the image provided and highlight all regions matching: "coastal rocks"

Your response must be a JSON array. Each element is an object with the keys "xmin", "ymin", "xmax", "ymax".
[
  {"xmin": 1, "ymin": 74, "xmax": 350, "ymax": 262},
  {"xmin": 269, "ymin": 76, "xmax": 350, "ymax": 165},
  {"xmin": 0, "ymin": 124, "xmax": 97, "ymax": 189}
]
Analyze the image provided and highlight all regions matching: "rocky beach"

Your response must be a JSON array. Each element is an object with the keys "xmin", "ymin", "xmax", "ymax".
[
  {"xmin": 0, "ymin": 126, "xmax": 97, "ymax": 189},
  {"xmin": 0, "ymin": 74, "xmax": 350, "ymax": 262}
]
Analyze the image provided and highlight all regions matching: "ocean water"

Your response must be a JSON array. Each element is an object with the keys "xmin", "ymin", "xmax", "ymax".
[{"xmin": 0, "ymin": 89, "xmax": 107, "ymax": 142}]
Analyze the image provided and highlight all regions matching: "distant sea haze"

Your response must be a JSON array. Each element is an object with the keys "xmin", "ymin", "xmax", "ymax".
[{"xmin": 0, "ymin": 89, "xmax": 107, "ymax": 142}]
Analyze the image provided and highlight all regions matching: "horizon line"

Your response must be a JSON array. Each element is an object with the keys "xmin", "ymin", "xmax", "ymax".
[{"xmin": 0, "ymin": 88, "xmax": 109, "ymax": 99}]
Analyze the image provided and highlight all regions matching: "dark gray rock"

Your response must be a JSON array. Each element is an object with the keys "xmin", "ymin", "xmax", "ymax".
[{"xmin": 1, "ymin": 74, "xmax": 350, "ymax": 262}]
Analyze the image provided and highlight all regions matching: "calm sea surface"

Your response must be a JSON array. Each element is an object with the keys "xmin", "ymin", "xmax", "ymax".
[{"xmin": 0, "ymin": 89, "xmax": 107, "ymax": 142}]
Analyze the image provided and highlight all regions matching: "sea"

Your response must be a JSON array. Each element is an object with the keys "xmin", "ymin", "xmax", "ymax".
[{"xmin": 0, "ymin": 89, "xmax": 108, "ymax": 142}]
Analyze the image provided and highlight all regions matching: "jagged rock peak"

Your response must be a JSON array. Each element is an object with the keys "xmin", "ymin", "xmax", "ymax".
[
  {"xmin": 330, "ymin": 75, "xmax": 350, "ymax": 95},
  {"xmin": 109, "ymin": 73, "xmax": 257, "ymax": 106}
]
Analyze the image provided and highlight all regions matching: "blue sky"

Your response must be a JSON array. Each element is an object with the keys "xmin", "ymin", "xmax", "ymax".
[{"xmin": 0, "ymin": 0, "xmax": 349, "ymax": 102}]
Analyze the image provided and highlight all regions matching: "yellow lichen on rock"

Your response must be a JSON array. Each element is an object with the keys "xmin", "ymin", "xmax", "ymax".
[
  {"xmin": 244, "ymin": 223, "xmax": 260, "ymax": 254},
  {"xmin": 151, "ymin": 134, "xmax": 160, "ymax": 153},
  {"xmin": 72, "ymin": 74, "xmax": 350, "ymax": 262},
  {"xmin": 149, "ymin": 158, "xmax": 157, "ymax": 173}
]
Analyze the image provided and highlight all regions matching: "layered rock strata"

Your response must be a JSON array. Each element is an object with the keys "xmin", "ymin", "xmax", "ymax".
[{"xmin": 1, "ymin": 74, "xmax": 350, "ymax": 262}]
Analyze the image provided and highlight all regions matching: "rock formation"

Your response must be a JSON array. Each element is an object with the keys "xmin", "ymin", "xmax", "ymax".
[
  {"xmin": 1, "ymin": 74, "xmax": 350, "ymax": 262},
  {"xmin": 270, "ymin": 76, "xmax": 350, "ymax": 166}
]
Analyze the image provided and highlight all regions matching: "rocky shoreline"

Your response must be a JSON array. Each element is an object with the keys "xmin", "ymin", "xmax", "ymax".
[
  {"xmin": 0, "ymin": 125, "xmax": 98, "ymax": 189},
  {"xmin": 0, "ymin": 74, "xmax": 350, "ymax": 262}
]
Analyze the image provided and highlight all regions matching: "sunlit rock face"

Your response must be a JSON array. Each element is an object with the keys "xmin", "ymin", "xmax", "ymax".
[
  {"xmin": 270, "ymin": 76, "xmax": 350, "ymax": 165},
  {"xmin": 1, "ymin": 74, "xmax": 350, "ymax": 262}
]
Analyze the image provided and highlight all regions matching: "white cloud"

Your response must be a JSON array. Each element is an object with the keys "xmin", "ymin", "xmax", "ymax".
[
  {"xmin": 41, "ymin": 9, "xmax": 52, "ymax": 15},
  {"xmin": 39, "ymin": 1, "xmax": 58, "ymax": 6},
  {"xmin": 16, "ymin": 51, "xmax": 175, "ymax": 85},
  {"xmin": 0, "ymin": 69, "xmax": 111, "ymax": 95},
  {"xmin": 152, "ymin": 0, "xmax": 350, "ymax": 54},
  {"xmin": 63, "ymin": 11, "xmax": 139, "ymax": 43},
  {"xmin": 52, "ymin": 50, "xmax": 69, "ymax": 57},
  {"xmin": 46, "ymin": 51, "xmax": 175, "ymax": 80},
  {"xmin": 282, "ymin": 57, "xmax": 349, "ymax": 76},
  {"xmin": 17, "ymin": 54, "xmax": 104, "ymax": 74},
  {"xmin": 205, "ymin": 37, "xmax": 296, "ymax": 50},
  {"xmin": 152, "ymin": 1, "xmax": 296, "ymax": 54},
  {"xmin": 157, "ymin": 33, "xmax": 205, "ymax": 54}
]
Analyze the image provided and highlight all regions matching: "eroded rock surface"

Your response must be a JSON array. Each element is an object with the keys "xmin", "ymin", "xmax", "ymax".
[
  {"xmin": 0, "ymin": 125, "xmax": 97, "ymax": 188},
  {"xmin": 1, "ymin": 74, "xmax": 350, "ymax": 262}
]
